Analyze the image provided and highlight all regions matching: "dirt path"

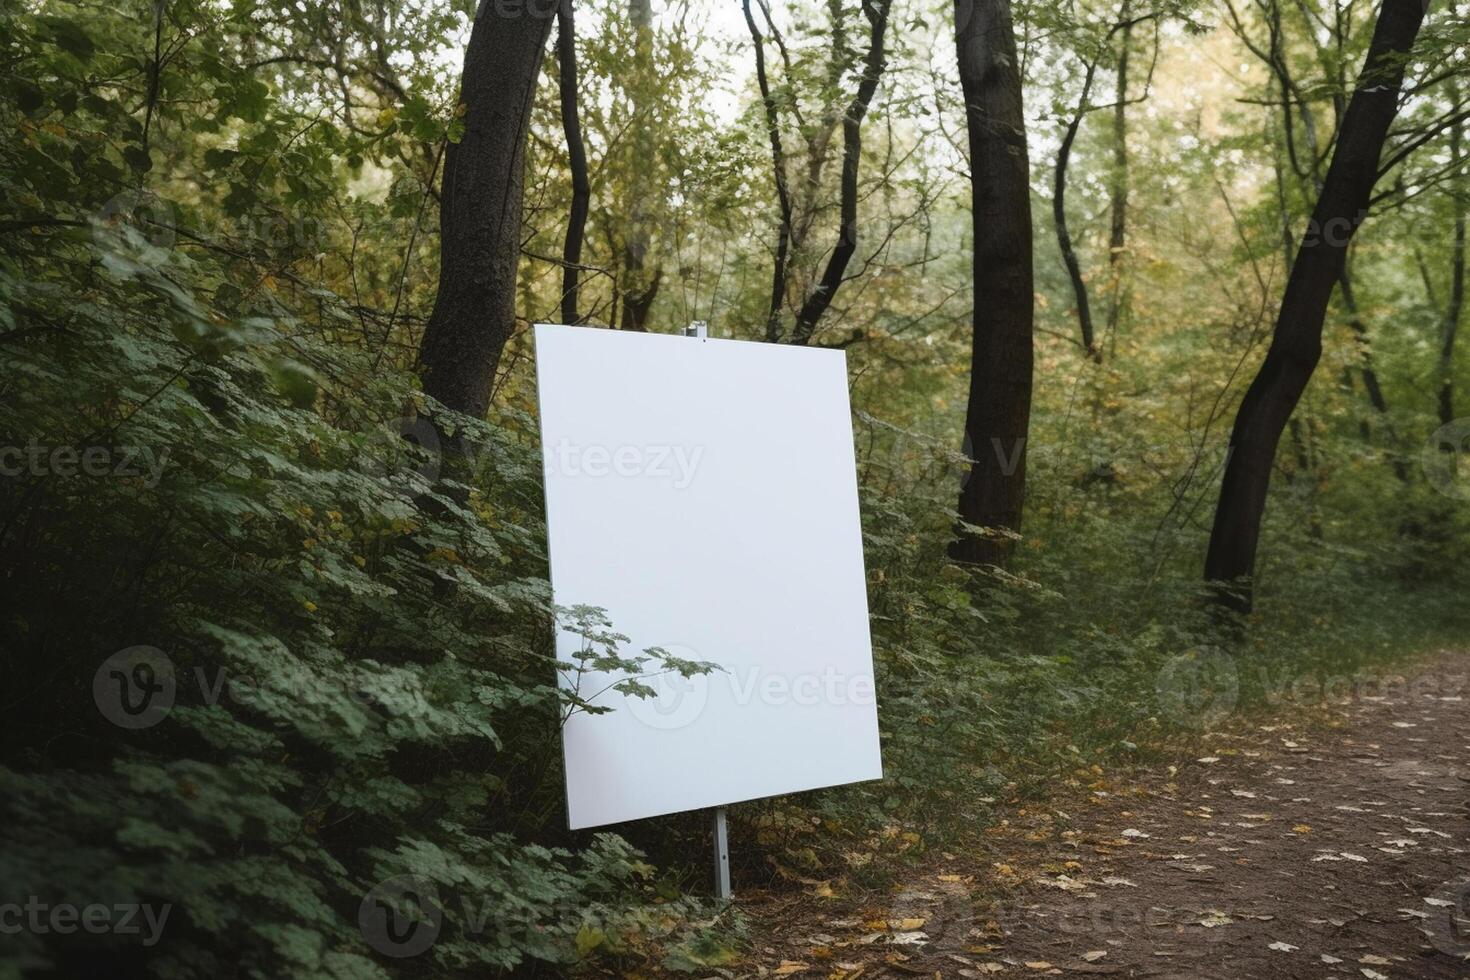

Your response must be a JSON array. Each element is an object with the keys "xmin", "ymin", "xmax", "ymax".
[{"xmin": 735, "ymin": 652, "xmax": 1470, "ymax": 979}]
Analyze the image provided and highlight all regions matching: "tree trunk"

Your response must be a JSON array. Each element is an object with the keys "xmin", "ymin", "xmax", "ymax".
[
  {"xmin": 417, "ymin": 5, "xmax": 553, "ymax": 418},
  {"xmin": 1105, "ymin": 6, "xmax": 1132, "ymax": 344},
  {"xmin": 789, "ymin": 0, "xmax": 893, "ymax": 346},
  {"xmin": 1108, "ymin": 4, "xmax": 1131, "ymax": 270},
  {"xmin": 1055, "ymin": 58, "xmax": 1100, "ymax": 361},
  {"xmin": 1335, "ymin": 267, "xmax": 1409, "ymax": 481},
  {"xmin": 619, "ymin": 271, "xmax": 661, "ymax": 331},
  {"xmin": 1337, "ymin": 268, "xmax": 1392, "ymax": 419},
  {"xmin": 1204, "ymin": 0, "xmax": 1426, "ymax": 612},
  {"xmin": 743, "ymin": 0, "xmax": 795, "ymax": 343},
  {"xmin": 949, "ymin": 0, "xmax": 1035, "ymax": 568},
  {"xmin": 1441, "ymin": 96, "xmax": 1466, "ymax": 426},
  {"xmin": 558, "ymin": 1, "xmax": 590, "ymax": 326},
  {"xmin": 620, "ymin": 0, "xmax": 659, "ymax": 332}
]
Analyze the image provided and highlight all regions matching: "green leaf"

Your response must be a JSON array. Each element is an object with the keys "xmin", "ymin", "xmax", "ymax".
[{"xmin": 39, "ymin": 16, "xmax": 95, "ymax": 61}]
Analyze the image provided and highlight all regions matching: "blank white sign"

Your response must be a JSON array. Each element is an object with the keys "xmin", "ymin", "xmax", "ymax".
[{"xmin": 534, "ymin": 324, "xmax": 882, "ymax": 830}]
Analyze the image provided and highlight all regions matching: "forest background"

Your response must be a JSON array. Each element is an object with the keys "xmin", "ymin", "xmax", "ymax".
[{"xmin": 2, "ymin": 0, "xmax": 1469, "ymax": 975}]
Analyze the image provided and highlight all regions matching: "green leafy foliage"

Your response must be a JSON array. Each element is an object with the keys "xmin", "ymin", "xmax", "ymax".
[
  {"xmin": 2, "ymin": 0, "xmax": 1467, "ymax": 975},
  {"xmin": 0, "ymin": 4, "xmax": 714, "ymax": 975}
]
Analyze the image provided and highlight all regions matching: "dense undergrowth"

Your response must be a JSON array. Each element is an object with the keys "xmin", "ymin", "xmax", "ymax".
[
  {"xmin": 3, "ymin": 1, "xmax": 1469, "ymax": 977},
  {"xmin": 1, "ymin": 204, "xmax": 1461, "ymax": 973}
]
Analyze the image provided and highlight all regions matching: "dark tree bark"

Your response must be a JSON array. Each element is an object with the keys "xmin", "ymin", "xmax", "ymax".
[
  {"xmin": 789, "ymin": 0, "xmax": 893, "ymax": 346},
  {"xmin": 620, "ymin": 0, "xmax": 660, "ymax": 332},
  {"xmin": 1334, "ymin": 266, "xmax": 1407, "ymax": 480},
  {"xmin": 618, "ymin": 272, "xmax": 661, "ymax": 331},
  {"xmin": 743, "ymin": 0, "xmax": 796, "ymax": 343},
  {"xmin": 949, "ymin": 0, "xmax": 1035, "ymax": 568},
  {"xmin": 1057, "ymin": 12, "xmax": 1153, "ymax": 363},
  {"xmin": 557, "ymin": 1, "xmax": 590, "ymax": 326},
  {"xmin": 1108, "ymin": 4, "xmax": 1131, "ymax": 270},
  {"xmin": 1105, "ymin": 5, "xmax": 1134, "ymax": 345},
  {"xmin": 1204, "ymin": 0, "xmax": 1427, "ymax": 612},
  {"xmin": 417, "ymin": 4, "xmax": 554, "ymax": 418},
  {"xmin": 1441, "ymin": 100, "xmax": 1466, "ymax": 426},
  {"xmin": 1054, "ymin": 57, "xmax": 1101, "ymax": 361}
]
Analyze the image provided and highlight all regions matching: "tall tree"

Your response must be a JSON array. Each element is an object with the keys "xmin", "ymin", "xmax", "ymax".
[
  {"xmin": 949, "ymin": 0, "xmax": 1035, "ymax": 567},
  {"xmin": 1054, "ymin": 11, "xmax": 1156, "ymax": 362},
  {"xmin": 1225, "ymin": 0, "xmax": 1400, "ymax": 442},
  {"xmin": 1105, "ymin": 5, "xmax": 1156, "ymax": 345},
  {"xmin": 1053, "ymin": 54, "xmax": 1102, "ymax": 361},
  {"xmin": 743, "ymin": 0, "xmax": 795, "ymax": 343},
  {"xmin": 417, "ymin": 4, "xmax": 554, "ymax": 418},
  {"xmin": 557, "ymin": 0, "xmax": 591, "ymax": 326},
  {"xmin": 742, "ymin": 0, "xmax": 895, "ymax": 345},
  {"xmin": 1439, "ymin": 92, "xmax": 1466, "ymax": 426},
  {"xmin": 1204, "ymin": 0, "xmax": 1428, "ymax": 611},
  {"xmin": 1108, "ymin": 1, "xmax": 1132, "ymax": 273},
  {"xmin": 619, "ymin": 0, "xmax": 661, "ymax": 331},
  {"xmin": 788, "ymin": 0, "xmax": 894, "ymax": 346}
]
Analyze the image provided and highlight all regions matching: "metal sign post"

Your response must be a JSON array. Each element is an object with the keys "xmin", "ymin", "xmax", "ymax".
[
  {"xmin": 684, "ymin": 319, "xmax": 730, "ymax": 900},
  {"xmin": 711, "ymin": 806, "xmax": 731, "ymax": 899}
]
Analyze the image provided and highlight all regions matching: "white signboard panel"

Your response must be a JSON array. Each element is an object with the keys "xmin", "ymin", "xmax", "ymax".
[{"xmin": 535, "ymin": 324, "xmax": 882, "ymax": 830}]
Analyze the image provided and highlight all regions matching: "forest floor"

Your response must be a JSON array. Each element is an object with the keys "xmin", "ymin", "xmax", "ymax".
[{"xmin": 725, "ymin": 650, "xmax": 1470, "ymax": 980}]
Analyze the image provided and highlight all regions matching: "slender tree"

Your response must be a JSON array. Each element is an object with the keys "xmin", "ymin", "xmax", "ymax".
[
  {"xmin": 950, "ymin": 0, "xmax": 1035, "ymax": 567},
  {"xmin": 557, "ymin": 0, "xmax": 590, "ymax": 326},
  {"xmin": 743, "ymin": 0, "xmax": 795, "ymax": 343},
  {"xmin": 1440, "ymin": 94, "xmax": 1466, "ymax": 425},
  {"xmin": 789, "ymin": 0, "xmax": 894, "ymax": 346},
  {"xmin": 417, "ymin": 3, "xmax": 554, "ymax": 418},
  {"xmin": 1204, "ymin": 0, "xmax": 1429, "ymax": 611},
  {"xmin": 1226, "ymin": 0, "xmax": 1404, "ymax": 442},
  {"xmin": 1054, "ymin": 54, "xmax": 1102, "ymax": 361},
  {"xmin": 619, "ymin": 0, "xmax": 661, "ymax": 331},
  {"xmin": 1108, "ymin": 1, "xmax": 1132, "ymax": 272},
  {"xmin": 1055, "ymin": 11, "xmax": 1156, "ymax": 362}
]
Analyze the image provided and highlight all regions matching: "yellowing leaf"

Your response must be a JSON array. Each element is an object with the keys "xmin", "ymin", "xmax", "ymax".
[{"xmin": 573, "ymin": 925, "xmax": 603, "ymax": 955}]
